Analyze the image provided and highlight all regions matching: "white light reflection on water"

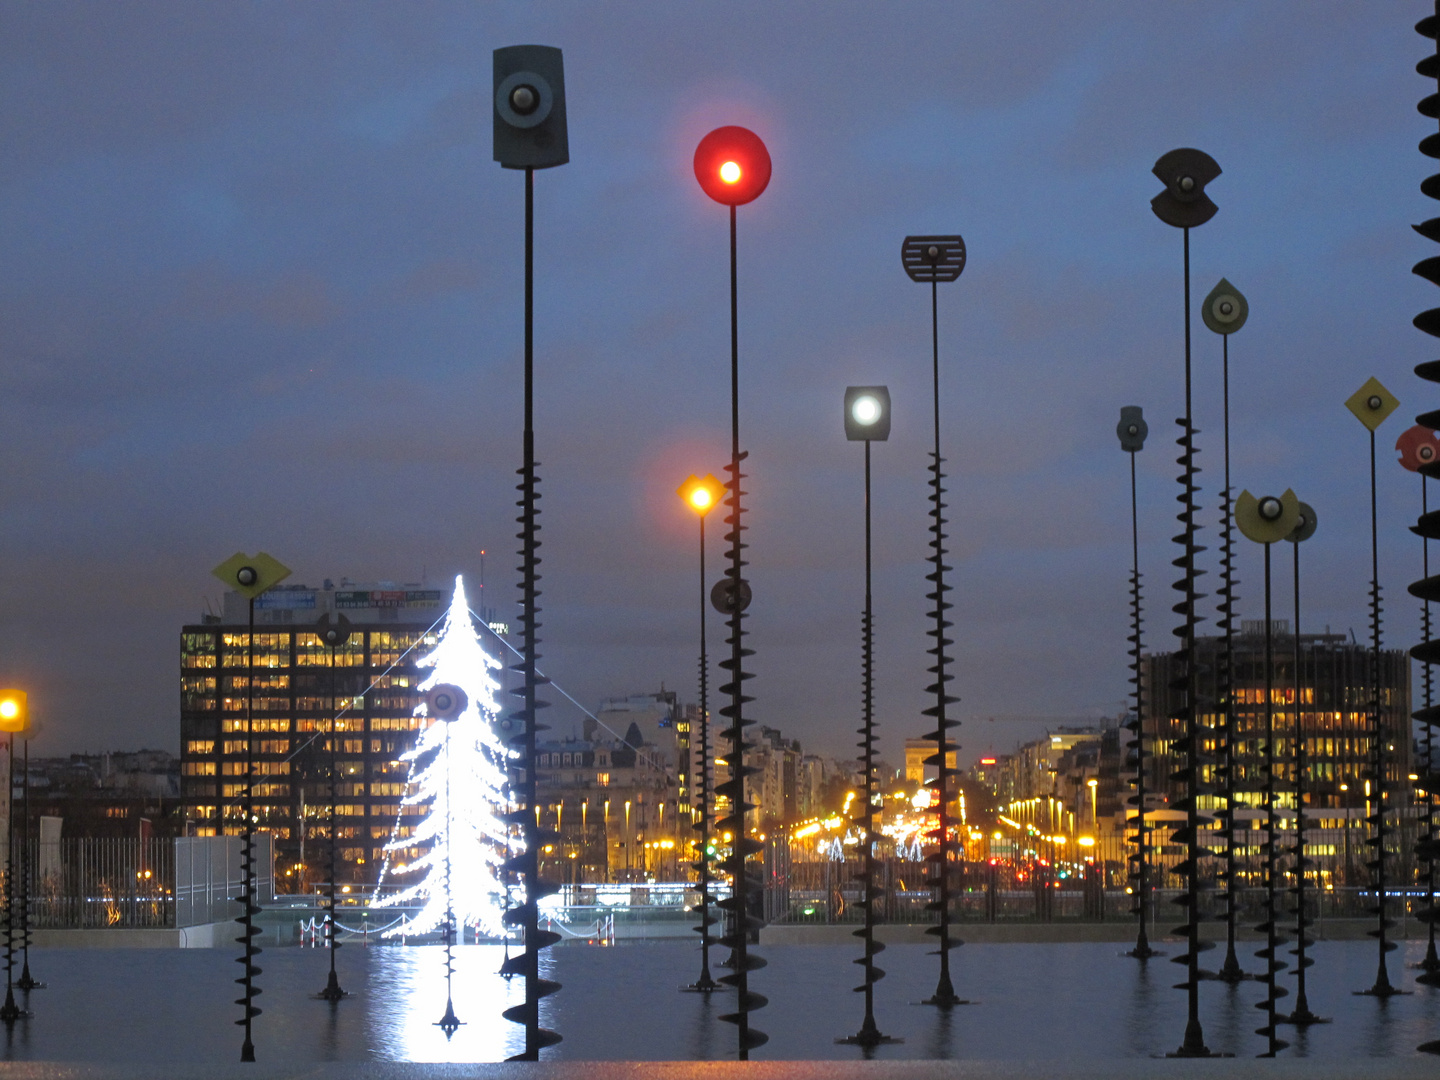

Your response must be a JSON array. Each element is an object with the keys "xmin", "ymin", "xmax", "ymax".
[{"xmin": 5, "ymin": 940, "xmax": 1440, "ymax": 1062}]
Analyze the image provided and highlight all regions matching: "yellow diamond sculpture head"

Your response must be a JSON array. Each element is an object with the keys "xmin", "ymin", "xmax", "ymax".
[
  {"xmin": 1345, "ymin": 376, "xmax": 1399, "ymax": 432},
  {"xmin": 212, "ymin": 552, "xmax": 292, "ymax": 599}
]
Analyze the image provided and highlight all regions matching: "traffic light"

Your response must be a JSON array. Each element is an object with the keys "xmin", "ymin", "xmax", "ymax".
[
  {"xmin": 843, "ymin": 386, "xmax": 891, "ymax": 441},
  {"xmin": 1398, "ymin": 424, "xmax": 1440, "ymax": 472},
  {"xmin": 0, "ymin": 690, "xmax": 27, "ymax": 734},
  {"xmin": 316, "ymin": 612, "xmax": 352, "ymax": 648},
  {"xmin": 693, "ymin": 126, "xmax": 771, "ymax": 206},
  {"xmin": 493, "ymin": 45, "xmax": 569, "ymax": 170}
]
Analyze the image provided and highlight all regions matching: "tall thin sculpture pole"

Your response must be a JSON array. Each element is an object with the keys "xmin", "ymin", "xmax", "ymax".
[
  {"xmin": 1151, "ymin": 147, "xmax": 1222, "ymax": 1058},
  {"xmin": 838, "ymin": 387, "xmax": 897, "ymax": 1048},
  {"xmin": 1345, "ymin": 377, "xmax": 1402, "ymax": 999},
  {"xmin": 1280, "ymin": 501, "xmax": 1326, "ymax": 1027},
  {"xmin": 492, "ymin": 44, "xmax": 569, "ymax": 1058},
  {"xmin": 1202, "ymin": 278, "xmax": 1250, "ymax": 982},
  {"xmin": 1117, "ymin": 406, "xmax": 1159, "ymax": 960},
  {"xmin": 901, "ymin": 235, "xmax": 968, "ymax": 1009}
]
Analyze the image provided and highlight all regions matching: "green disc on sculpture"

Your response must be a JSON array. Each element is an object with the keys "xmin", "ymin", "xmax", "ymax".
[
  {"xmin": 1236, "ymin": 488, "xmax": 1301, "ymax": 544},
  {"xmin": 212, "ymin": 551, "xmax": 292, "ymax": 599},
  {"xmin": 1287, "ymin": 501, "xmax": 1317, "ymax": 544},
  {"xmin": 1345, "ymin": 376, "xmax": 1399, "ymax": 431},
  {"xmin": 1201, "ymin": 277, "xmax": 1248, "ymax": 335}
]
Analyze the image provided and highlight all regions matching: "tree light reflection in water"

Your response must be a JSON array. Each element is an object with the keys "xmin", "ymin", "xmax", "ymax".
[{"xmin": 4, "ymin": 941, "xmax": 1440, "ymax": 1062}]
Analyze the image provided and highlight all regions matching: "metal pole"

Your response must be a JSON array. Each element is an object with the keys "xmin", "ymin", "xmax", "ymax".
[
  {"xmin": 0, "ymin": 732, "xmax": 19, "ymax": 1021},
  {"xmin": 1256, "ymin": 546, "xmax": 1287, "ymax": 1056},
  {"xmin": 319, "ymin": 636, "xmax": 345, "ymax": 1000},
  {"xmin": 1216, "ymin": 331, "xmax": 1245, "ymax": 982},
  {"xmin": 16, "ymin": 736, "xmax": 37, "ymax": 992},
  {"xmin": 685, "ymin": 511, "xmax": 719, "ymax": 992},
  {"xmin": 238, "ymin": 596, "xmax": 261, "ymax": 1062},
  {"xmin": 1359, "ymin": 426, "xmax": 1399, "ymax": 997},
  {"xmin": 1126, "ymin": 447, "xmax": 1159, "ymax": 959}
]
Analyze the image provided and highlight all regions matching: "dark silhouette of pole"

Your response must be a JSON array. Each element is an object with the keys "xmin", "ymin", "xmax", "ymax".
[
  {"xmin": 316, "ymin": 615, "xmax": 349, "ymax": 1002},
  {"xmin": 1281, "ymin": 501, "xmax": 1326, "ymax": 1026},
  {"xmin": 15, "ymin": 735, "xmax": 38, "ymax": 993},
  {"xmin": 0, "ymin": 731, "xmax": 25, "ymax": 1023},
  {"xmin": 1202, "ymin": 278, "xmax": 1251, "ymax": 983},
  {"xmin": 1150, "ymin": 147, "xmax": 1221, "ymax": 1058},
  {"xmin": 839, "ymin": 388, "xmax": 896, "ymax": 1049},
  {"xmin": 1254, "ymin": 543, "xmax": 1289, "ymax": 1057},
  {"xmin": 1344, "ymin": 379, "xmax": 1402, "ymax": 999},
  {"xmin": 679, "ymin": 475, "xmax": 722, "ymax": 994},
  {"xmin": 1118, "ymin": 407, "xmax": 1159, "ymax": 961},
  {"xmin": 900, "ymin": 235, "xmax": 967, "ymax": 1009},
  {"xmin": 238, "ymin": 596, "xmax": 261, "ymax": 1061}
]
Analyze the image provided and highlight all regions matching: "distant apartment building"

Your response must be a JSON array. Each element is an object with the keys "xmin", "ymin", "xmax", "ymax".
[
  {"xmin": 1145, "ymin": 623, "xmax": 1411, "ymax": 811},
  {"xmin": 179, "ymin": 580, "xmax": 450, "ymax": 885}
]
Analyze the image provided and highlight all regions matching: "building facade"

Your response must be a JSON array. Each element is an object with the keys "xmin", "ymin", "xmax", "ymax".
[
  {"xmin": 1144, "ymin": 624, "xmax": 1411, "ymax": 813},
  {"xmin": 179, "ymin": 581, "xmax": 451, "ymax": 886}
]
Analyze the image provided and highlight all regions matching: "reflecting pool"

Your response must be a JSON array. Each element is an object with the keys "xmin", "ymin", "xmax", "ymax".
[{"xmin": 4, "ymin": 940, "xmax": 1440, "ymax": 1062}]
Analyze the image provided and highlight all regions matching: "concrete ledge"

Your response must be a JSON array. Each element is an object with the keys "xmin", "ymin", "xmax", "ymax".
[
  {"xmin": 0, "ymin": 1059, "xmax": 1434, "ymax": 1080},
  {"xmin": 30, "ymin": 922, "xmax": 229, "ymax": 949},
  {"xmin": 759, "ymin": 918, "xmax": 1424, "ymax": 945}
]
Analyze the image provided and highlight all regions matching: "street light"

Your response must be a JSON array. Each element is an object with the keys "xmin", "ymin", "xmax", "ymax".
[
  {"xmin": 212, "ymin": 551, "xmax": 291, "ymax": 1063},
  {"xmin": 677, "ymin": 472, "xmax": 724, "ymax": 995},
  {"xmin": 493, "ymin": 42, "xmax": 569, "ymax": 1061},
  {"xmin": 0, "ymin": 690, "xmax": 29, "ymax": 1023},
  {"xmin": 837, "ymin": 386, "xmax": 898, "ymax": 1049},
  {"xmin": 694, "ymin": 123, "xmax": 771, "ymax": 1059}
]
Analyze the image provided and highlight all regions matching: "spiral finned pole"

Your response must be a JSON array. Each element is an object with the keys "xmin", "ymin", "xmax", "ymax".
[
  {"xmin": 1356, "ymin": 425, "xmax": 1403, "ymax": 999},
  {"xmin": 1117, "ymin": 408, "xmax": 1159, "ymax": 960},
  {"xmin": 235, "ymin": 597, "xmax": 262, "ymax": 1062},
  {"xmin": 15, "ymin": 737, "xmax": 38, "ymax": 993},
  {"xmin": 711, "ymin": 204, "xmax": 768, "ymax": 1058},
  {"xmin": 436, "ymin": 722, "xmax": 460, "ymax": 1036},
  {"xmin": 1417, "ymin": 472, "xmax": 1440, "ymax": 987},
  {"xmin": 500, "ymin": 166, "xmax": 562, "ymax": 1059},
  {"xmin": 684, "ymin": 512, "xmax": 720, "ymax": 993},
  {"xmin": 0, "ymin": 732, "xmax": 21, "ymax": 1023},
  {"xmin": 1252, "ymin": 547, "xmax": 1289, "ymax": 1057},
  {"xmin": 1414, "ymin": 9, "xmax": 1440, "ymax": 1053},
  {"xmin": 921, "ymin": 275, "xmax": 964, "ymax": 1008},
  {"xmin": 1214, "ymin": 332, "xmax": 1246, "ymax": 983},
  {"xmin": 1165, "ymin": 228, "xmax": 1214, "ymax": 1058}
]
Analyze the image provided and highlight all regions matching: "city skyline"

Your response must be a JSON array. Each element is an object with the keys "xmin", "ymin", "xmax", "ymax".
[{"xmin": 0, "ymin": 2, "xmax": 1430, "ymax": 768}]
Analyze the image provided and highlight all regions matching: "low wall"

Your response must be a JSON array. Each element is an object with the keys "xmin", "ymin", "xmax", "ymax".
[
  {"xmin": 30, "ymin": 922, "xmax": 231, "ymax": 949},
  {"xmin": 760, "ymin": 917, "xmax": 1429, "ymax": 946}
]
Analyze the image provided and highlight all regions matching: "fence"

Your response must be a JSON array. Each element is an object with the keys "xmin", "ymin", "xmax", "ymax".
[{"xmin": 21, "ymin": 835, "xmax": 274, "ymax": 930}]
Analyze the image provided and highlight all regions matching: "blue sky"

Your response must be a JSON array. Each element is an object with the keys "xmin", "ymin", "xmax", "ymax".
[{"xmin": 0, "ymin": 1, "xmax": 1434, "ymax": 764}]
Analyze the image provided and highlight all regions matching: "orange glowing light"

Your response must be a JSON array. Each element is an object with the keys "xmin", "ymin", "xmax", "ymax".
[
  {"xmin": 719, "ymin": 160, "xmax": 742, "ymax": 184},
  {"xmin": 677, "ymin": 473, "xmax": 725, "ymax": 517}
]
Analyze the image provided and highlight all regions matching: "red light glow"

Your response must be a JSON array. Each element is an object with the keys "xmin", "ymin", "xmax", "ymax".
[{"xmin": 694, "ymin": 126, "xmax": 771, "ymax": 206}]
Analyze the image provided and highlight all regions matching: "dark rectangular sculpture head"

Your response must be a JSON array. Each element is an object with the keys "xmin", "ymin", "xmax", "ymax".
[
  {"xmin": 494, "ymin": 45, "xmax": 569, "ymax": 170},
  {"xmin": 902, "ymin": 235, "xmax": 966, "ymax": 283}
]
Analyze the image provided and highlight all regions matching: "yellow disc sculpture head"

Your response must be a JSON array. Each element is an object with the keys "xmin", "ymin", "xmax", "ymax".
[{"xmin": 1236, "ymin": 489, "xmax": 1301, "ymax": 545}]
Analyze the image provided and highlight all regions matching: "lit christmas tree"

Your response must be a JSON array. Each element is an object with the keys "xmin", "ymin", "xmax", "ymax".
[{"xmin": 375, "ymin": 575, "xmax": 513, "ymax": 939}]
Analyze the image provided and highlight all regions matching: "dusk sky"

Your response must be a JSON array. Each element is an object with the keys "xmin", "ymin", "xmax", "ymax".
[{"xmin": 1, "ymin": 2, "xmax": 1433, "ymax": 766}]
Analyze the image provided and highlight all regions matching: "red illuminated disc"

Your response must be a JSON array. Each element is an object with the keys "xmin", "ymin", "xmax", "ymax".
[
  {"xmin": 1397, "ymin": 423, "xmax": 1440, "ymax": 472},
  {"xmin": 694, "ymin": 126, "xmax": 771, "ymax": 206}
]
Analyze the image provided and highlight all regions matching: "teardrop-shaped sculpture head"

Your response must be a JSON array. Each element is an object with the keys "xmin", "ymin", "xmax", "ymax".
[
  {"xmin": 1236, "ymin": 488, "xmax": 1301, "ymax": 544},
  {"xmin": 1117, "ymin": 405, "xmax": 1147, "ymax": 452},
  {"xmin": 1287, "ymin": 501, "xmax": 1318, "ymax": 544},
  {"xmin": 1202, "ymin": 278, "xmax": 1248, "ymax": 336}
]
